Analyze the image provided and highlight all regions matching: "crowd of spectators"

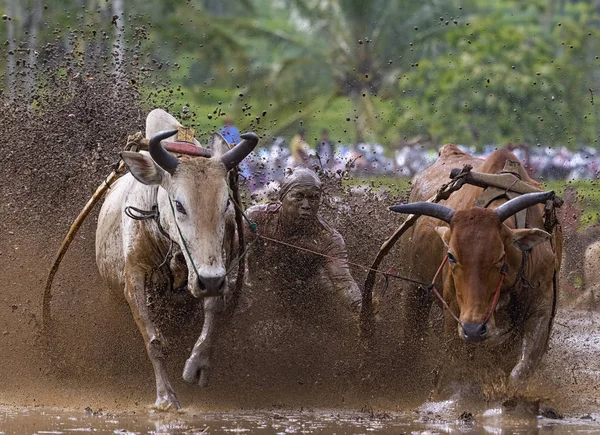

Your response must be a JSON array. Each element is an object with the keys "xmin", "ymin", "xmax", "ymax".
[{"xmin": 218, "ymin": 122, "xmax": 600, "ymax": 193}]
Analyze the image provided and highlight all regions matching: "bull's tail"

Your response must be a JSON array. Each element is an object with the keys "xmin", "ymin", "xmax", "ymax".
[{"xmin": 42, "ymin": 160, "xmax": 127, "ymax": 333}]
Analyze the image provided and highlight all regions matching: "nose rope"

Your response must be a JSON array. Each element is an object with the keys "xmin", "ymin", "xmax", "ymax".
[
  {"xmin": 428, "ymin": 255, "xmax": 462, "ymax": 326},
  {"xmin": 125, "ymin": 199, "xmax": 251, "ymax": 297},
  {"xmin": 124, "ymin": 205, "xmax": 173, "ymax": 267},
  {"xmin": 428, "ymin": 254, "xmax": 509, "ymax": 328},
  {"xmin": 167, "ymin": 198, "xmax": 207, "ymax": 291},
  {"xmin": 483, "ymin": 261, "xmax": 509, "ymax": 325}
]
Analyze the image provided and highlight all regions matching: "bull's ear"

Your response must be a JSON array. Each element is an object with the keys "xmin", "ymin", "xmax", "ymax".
[
  {"xmin": 435, "ymin": 226, "xmax": 451, "ymax": 247},
  {"xmin": 120, "ymin": 151, "xmax": 164, "ymax": 185},
  {"xmin": 211, "ymin": 133, "xmax": 230, "ymax": 157},
  {"xmin": 511, "ymin": 228, "xmax": 551, "ymax": 251}
]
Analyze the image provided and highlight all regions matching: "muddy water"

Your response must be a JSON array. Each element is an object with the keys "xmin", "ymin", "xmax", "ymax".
[
  {"xmin": 0, "ymin": 406, "xmax": 598, "ymax": 434},
  {"xmin": 1, "ymin": 310, "xmax": 599, "ymax": 433}
]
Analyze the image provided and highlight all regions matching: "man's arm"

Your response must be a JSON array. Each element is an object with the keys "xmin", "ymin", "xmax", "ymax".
[{"xmin": 323, "ymin": 230, "xmax": 362, "ymax": 312}]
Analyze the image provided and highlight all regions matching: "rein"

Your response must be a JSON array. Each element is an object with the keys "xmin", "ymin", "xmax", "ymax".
[
  {"xmin": 124, "ymin": 198, "xmax": 246, "ymax": 298},
  {"xmin": 166, "ymin": 197, "xmax": 206, "ymax": 293},
  {"xmin": 124, "ymin": 205, "xmax": 173, "ymax": 268},
  {"xmin": 429, "ymin": 254, "xmax": 510, "ymax": 327},
  {"xmin": 125, "ymin": 195, "xmax": 515, "ymax": 314}
]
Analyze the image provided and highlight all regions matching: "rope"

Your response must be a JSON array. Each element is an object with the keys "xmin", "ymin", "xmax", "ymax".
[
  {"xmin": 124, "ymin": 205, "xmax": 170, "ymax": 239},
  {"xmin": 251, "ymin": 231, "xmax": 431, "ymax": 288},
  {"xmin": 426, "ymin": 254, "xmax": 512, "ymax": 327},
  {"xmin": 226, "ymin": 190, "xmax": 434, "ymax": 288},
  {"xmin": 226, "ymin": 237, "xmax": 258, "ymax": 276},
  {"xmin": 125, "ymin": 197, "xmax": 434, "ymax": 295},
  {"xmin": 167, "ymin": 198, "xmax": 205, "ymax": 291},
  {"xmin": 228, "ymin": 193, "xmax": 257, "ymax": 233},
  {"xmin": 124, "ymin": 205, "xmax": 173, "ymax": 267}
]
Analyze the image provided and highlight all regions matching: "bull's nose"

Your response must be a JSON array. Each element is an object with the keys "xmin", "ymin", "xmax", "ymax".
[
  {"xmin": 461, "ymin": 323, "xmax": 488, "ymax": 342},
  {"xmin": 197, "ymin": 275, "xmax": 225, "ymax": 293}
]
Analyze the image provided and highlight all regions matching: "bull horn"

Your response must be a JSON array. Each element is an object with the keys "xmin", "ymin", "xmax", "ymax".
[
  {"xmin": 495, "ymin": 190, "xmax": 555, "ymax": 222},
  {"xmin": 389, "ymin": 202, "xmax": 455, "ymax": 224},
  {"xmin": 149, "ymin": 129, "xmax": 179, "ymax": 174},
  {"xmin": 221, "ymin": 132, "xmax": 259, "ymax": 171}
]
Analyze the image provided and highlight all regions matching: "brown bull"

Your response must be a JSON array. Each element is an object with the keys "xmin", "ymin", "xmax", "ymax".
[{"xmin": 390, "ymin": 145, "xmax": 562, "ymax": 395}]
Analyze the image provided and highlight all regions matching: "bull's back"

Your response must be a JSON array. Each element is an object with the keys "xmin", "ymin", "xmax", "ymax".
[
  {"xmin": 410, "ymin": 144, "xmax": 483, "ymax": 202},
  {"xmin": 398, "ymin": 146, "xmax": 482, "ymax": 280}
]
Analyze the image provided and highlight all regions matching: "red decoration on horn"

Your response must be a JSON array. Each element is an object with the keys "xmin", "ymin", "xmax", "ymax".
[{"xmin": 165, "ymin": 141, "xmax": 212, "ymax": 158}]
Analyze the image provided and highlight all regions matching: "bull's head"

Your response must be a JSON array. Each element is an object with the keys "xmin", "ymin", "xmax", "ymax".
[
  {"xmin": 390, "ymin": 191, "xmax": 554, "ymax": 343},
  {"xmin": 121, "ymin": 129, "xmax": 258, "ymax": 297}
]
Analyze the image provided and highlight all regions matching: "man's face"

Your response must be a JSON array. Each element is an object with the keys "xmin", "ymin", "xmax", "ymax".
[{"xmin": 281, "ymin": 185, "xmax": 321, "ymax": 222}]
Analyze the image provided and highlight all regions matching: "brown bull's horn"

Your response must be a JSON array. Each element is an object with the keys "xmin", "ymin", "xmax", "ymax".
[
  {"xmin": 495, "ymin": 190, "xmax": 555, "ymax": 222},
  {"xmin": 149, "ymin": 129, "xmax": 179, "ymax": 174},
  {"xmin": 389, "ymin": 202, "xmax": 455, "ymax": 224},
  {"xmin": 221, "ymin": 132, "xmax": 259, "ymax": 170}
]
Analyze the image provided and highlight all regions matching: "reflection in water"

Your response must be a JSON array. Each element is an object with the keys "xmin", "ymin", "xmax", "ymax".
[{"xmin": 0, "ymin": 407, "xmax": 598, "ymax": 434}]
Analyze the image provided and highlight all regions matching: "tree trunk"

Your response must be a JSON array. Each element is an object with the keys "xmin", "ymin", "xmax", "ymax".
[
  {"xmin": 112, "ymin": 0, "xmax": 125, "ymax": 95},
  {"xmin": 6, "ymin": 0, "xmax": 17, "ymax": 101},
  {"xmin": 25, "ymin": 0, "xmax": 43, "ymax": 101}
]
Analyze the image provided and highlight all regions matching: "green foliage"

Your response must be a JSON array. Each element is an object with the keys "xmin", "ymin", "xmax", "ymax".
[
  {"xmin": 4, "ymin": 0, "xmax": 600, "ymax": 152},
  {"xmin": 396, "ymin": 0, "xmax": 600, "ymax": 148}
]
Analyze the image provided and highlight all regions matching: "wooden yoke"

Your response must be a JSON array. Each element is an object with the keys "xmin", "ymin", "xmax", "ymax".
[{"xmin": 449, "ymin": 166, "xmax": 539, "ymax": 195}]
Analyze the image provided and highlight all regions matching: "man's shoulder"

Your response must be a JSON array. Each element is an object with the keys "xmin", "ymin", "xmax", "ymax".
[
  {"xmin": 247, "ymin": 202, "xmax": 282, "ymax": 219},
  {"xmin": 317, "ymin": 217, "xmax": 345, "ymax": 244},
  {"xmin": 247, "ymin": 202, "xmax": 281, "ymax": 212}
]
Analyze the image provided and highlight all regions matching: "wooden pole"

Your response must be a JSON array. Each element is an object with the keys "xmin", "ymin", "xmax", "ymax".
[
  {"xmin": 359, "ymin": 165, "xmax": 472, "ymax": 337},
  {"xmin": 42, "ymin": 161, "xmax": 127, "ymax": 332}
]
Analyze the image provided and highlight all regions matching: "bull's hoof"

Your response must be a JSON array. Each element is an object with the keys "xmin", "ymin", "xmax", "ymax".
[
  {"xmin": 183, "ymin": 357, "xmax": 210, "ymax": 387},
  {"xmin": 502, "ymin": 396, "xmax": 540, "ymax": 416},
  {"xmin": 152, "ymin": 395, "xmax": 181, "ymax": 412}
]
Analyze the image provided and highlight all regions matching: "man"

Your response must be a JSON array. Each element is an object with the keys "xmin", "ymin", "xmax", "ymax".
[
  {"xmin": 219, "ymin": 118, "xmax": 241, "ymax": 144},
  {"xmin": 243, "ymin": 168, "xmax": 361, "ymax": 316},
  {"xmin": 315, "ymin": 129, "xmax": 335, "ymax": 162},
  {"xmin": 289, "ymin": 129, "xmax": 310, "ymax": 166}
]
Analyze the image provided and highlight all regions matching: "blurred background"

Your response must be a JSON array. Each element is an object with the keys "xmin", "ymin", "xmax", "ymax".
[
  {"xmin": 2, "ymin": 0, "xmax": 600, "ymax": 177},
  {"xmin": 2, "ymin": 0, "xmax": 600, "ymax": 211}
]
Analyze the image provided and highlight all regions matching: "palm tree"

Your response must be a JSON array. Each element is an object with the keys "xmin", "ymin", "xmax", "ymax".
[
  {"xmin": 228, "ymin": 0, "xmax": 463, "ymax": 141},
  {"xmin": 156, "ymin": 0, "xmax": 465, "ymax": 142}
]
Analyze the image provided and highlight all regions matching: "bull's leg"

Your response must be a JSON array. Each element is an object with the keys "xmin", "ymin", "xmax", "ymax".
[
  {"xmin": 183, "ymin": 296, "xmax": 223, "ymax": 387},
  {"xmin": 507, "ymin": 305, "xmax": 552, "ymax": 395},
  {"xmin": 124, "ymin": 273, "xmax": 180, "ymax": 410}
]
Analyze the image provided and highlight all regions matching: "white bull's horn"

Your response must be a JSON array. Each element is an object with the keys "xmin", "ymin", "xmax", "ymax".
[
  {"xmin": 389, "ymin": 202, "xmax": 455, "ymax": 224},
  {"xmin": 221, "ymin": 132, "xmax": 259, "ymax": 170},
  {"xmin": 495, "ymin": 190, "xmax": 555, "ymax": 222},
  {"xmin": 149, "ymin": 129, "xmax": 179, "ymax": 174}
]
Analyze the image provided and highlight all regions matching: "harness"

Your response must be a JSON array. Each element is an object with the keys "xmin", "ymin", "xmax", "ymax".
[
  {"xmin": 428, "ymin": 160, "xmax": 560, "ymax": 326},
  {"xmin": 429, "ymin": 163, "xmax": 531, "ymax": 327},
  {"xmin": 429, "ymin": 254, "xmax": 510, "ymax": 328},
  {"xmin": 124, "ymin": 189, "xmax": 258, "ymax": 299}
]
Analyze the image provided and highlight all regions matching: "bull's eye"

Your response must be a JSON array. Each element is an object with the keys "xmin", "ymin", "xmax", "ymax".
[
  {"xmin": 447, "ymin": 252, "xmax": 457, "ymax": 263},
  {"xmin": 175, "ymin": 200, "xmax": 187, "ymax": 215}
]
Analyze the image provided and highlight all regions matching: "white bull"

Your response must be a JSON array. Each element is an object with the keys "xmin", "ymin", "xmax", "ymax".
[
  {"xmin": 96, "ymin": 109, "xmax": 258, "ymax": 409},
  {"xmin": 579, "ymin": 240, "xmax": 600, "ymax": 309}
]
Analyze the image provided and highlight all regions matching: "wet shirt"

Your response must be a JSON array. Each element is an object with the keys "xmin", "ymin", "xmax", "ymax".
[{"xmin": 244, "ymin": 203, "xmax": 359, "ymax": 311}]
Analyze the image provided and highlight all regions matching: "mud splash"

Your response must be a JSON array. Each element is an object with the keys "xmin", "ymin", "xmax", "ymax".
[{"xmin": 1, "ymin": 12, "xmax": 600, "ymax": 432}]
